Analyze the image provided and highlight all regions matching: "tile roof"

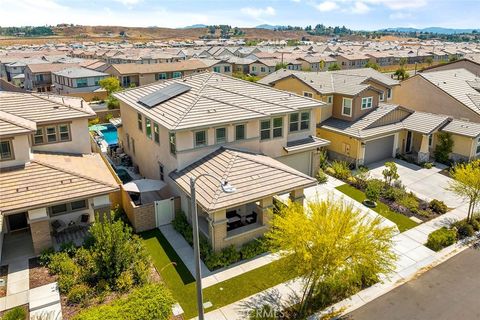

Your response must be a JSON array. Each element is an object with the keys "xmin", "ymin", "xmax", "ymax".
[
  {"xmin": 401, "ymin": 112, "xmax": 451, "ymax": 135},
  {"xmin": 170, "ymin": 147, "xmax": 317, "ymax": 212},
  {"xmin": 442, "ymin": 119, "xmax": 480, "ymax": 138},
  {"xmin": 53, "ymin": 67, "xmax": 108, "ymax": 78},
  {"xmin": 0, "ymin": 110, "xmax": 36, "ymax": 137},
  {"xmin": 284, "ymin": 136, "xmax": 330, "ymax": 152},
  {"xmin": 0, "ymin": 92, "xmax": 95, "ymax": 126},
  {"xmin": 113, "ymin": 72, "xmax": 324, "ymax": 131},
  {"xmin": 0, "ymin": 152, "xmax": 119, "ymax": 214},
  {"xmin": 107, "ymin": 59, "xmax": 208, "ymax": 75},
  {"xmin": 27, "ymin": 62, "xmax": 80, "ymax": 73}
]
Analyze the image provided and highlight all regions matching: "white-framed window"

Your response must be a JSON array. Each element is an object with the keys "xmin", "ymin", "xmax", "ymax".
[
  {"xmin": 303, "ymin": 91, "xmax": 313, "ymax": 98},
  {"xmin": 235, "ymin": 124, "xmax": 245, "ymax": 141},
  {"xmin": 156, "ymin": 73, "xmax": 167, "ymax": 80},
  {"xmin": 361, "ymin": 97, "xmax": 373, "ymax": 110},
  {"xmin": 260, "ymin": 120, "xmax": 271, "ymax": 140},
  {"xmin": 379, "ymin": 91, "xmax": 385, "ymax": 101},
  {"xmin": 0, "ymin": 140, "xmax": 14, "ymax": 161},
  {"xmin": 476, "ymin": 137, "xmax": 480, "ymax": 155},
  {"xmin": 224, "ymin": 66, "xmax": 231, "ymax": 72},
  {"xmin": 33, "ymin": 124, "xmax": 71, "ymax": 145},
  {"xmin": 342, "ymin": 98, "xmax": 353, "ymax": 117},
  {"xmin": 216, "ymin": 127, "xmax": 227, "ymax": 144},
  {"xmin": 273, "ymin": 117, "xmax": 283, "ymax": 138},
  {"xmin": 213, "ymin": 66, "xmax": 221, "ymax": 73},
  {"xmin": 194, "ymin": 130, "xmax": 207, "ymax": 147},
  {"xmin": 49, "ymin": 200, "xmax": 87, "ymax": 216},
  {"xmin": 46, "ymin": 126, "xmax": 57, "ymax": 142},
  {"xmin": 289, "ymin": 112, "xmax": 310, "ymax": 132},
  {"xmin": 289, "ymin": 113, "xmax": 299, "ymax": 132},
  {"xmin": 387, "ymin": 88, "xmax": 392, "ymax": 99},
  {"xmin": 169, "ymin": 132, "xmax": 176, "ymax": 155},
  {"xmin": 145, "ymin": 118, "xmax": 152, "ymax": 139},
  {"xmin": 137, "ymin": 113, "xmax": 143, "ymax": 131},
  {"xmin": 173, "ymin": 71, "xmax": 182, "ymax": 78},
  {"xmin": 153, "ymin": 122, "xmax": 160, "ymax": 144},
  {"xmin": 34, "ymin": 128, "xmax": 44, "ymax": 144},
  {"xmin": 327, "ymin": 95, "xmax": 333, "ymax": 104},
  {"xmin": 300, "ymin": 112, "xmax": 310, "ymax": 130}
]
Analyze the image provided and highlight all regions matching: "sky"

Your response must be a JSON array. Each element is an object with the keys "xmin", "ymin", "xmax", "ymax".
[{"xmin": 0, "ymin": 0, "xmax": 479, "ymax": 30}]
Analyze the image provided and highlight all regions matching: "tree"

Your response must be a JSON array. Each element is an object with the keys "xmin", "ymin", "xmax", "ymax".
[
  {"xmin": 266, "ymin": 199, "xmax": 396, "ymax": 317},
  {"xmin": 399, "ymin": 57, "xmax": 408, "ymax": 67},
  {"xmin": 275, "ymin": 62, "xmax": 288, "ymax": 71},
  {"xmin": 382, "ymin": 161, "xmax": 399, "ymax": 186},
  {"xmin": 434, "ymin": 132, "xmax": 454, "ymax": 164},
  {"xmin": 365, "ymin": 61, "xmax": 380, "ymax": 70},
  {"xmin": 394, "ymin": 68, "xmax": 409, "ymax": 80},
  {"xmin": 425, "ymin": 57, "xmax": 434, "ymax": 66},
  {"xmin": 328, "ymin": 63, "xmax": 341, "ymax": 71},
  {"xmin": 99, "ymin": 77, "xmax": 121, "ymax": 95},
  {"xmin": 448, "ymin": 160, "xmax": 480, "ymax": 223},
  {"xmin": 366, "ymin": 179, "xmax": 383, "ymax": 203}
]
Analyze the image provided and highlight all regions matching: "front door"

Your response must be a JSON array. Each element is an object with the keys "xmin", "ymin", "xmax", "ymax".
[
  {"xmin": 405, "ymin": 131, "xmax": 413, "ymax": 153},
  {"xmin": 7, "ymin": 212, "xmax": 29, "ymax": 232}
]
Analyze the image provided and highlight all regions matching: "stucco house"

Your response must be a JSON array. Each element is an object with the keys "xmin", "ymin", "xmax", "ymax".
[
  {"xmin": 52, "ymin": 67, "xmax": 108, "ymax": 95},
  {"xmin": 113, "ymin": 72, "xmax": 326, "ymax": 250},
  {"xmin": 0, "ymin": 92, "xmax": 119, "ymax": 259}
]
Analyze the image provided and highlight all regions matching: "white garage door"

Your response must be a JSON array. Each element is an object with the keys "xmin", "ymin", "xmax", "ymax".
[
  {"xmin": 364, "ymin": 135, "xmax": 394, "ymax": 165},
  {"xmin": 277, "ymin": 152, "xmax": 312, "ymax": 176}
]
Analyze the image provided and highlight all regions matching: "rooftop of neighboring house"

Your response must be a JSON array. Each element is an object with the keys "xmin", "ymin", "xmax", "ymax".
[
  {"xmin": 106, "ymin": 59, "xmax": 208, "ymax": 75},
  {"xmin": 113, "ymin": 72, "xmax": 324, "ymax": 131},
  {"xmin": 258, "ymin": 68, "xmax": 399, "ymax": 96},
  {"xmin": 26, "ymin": 62, "xmax": 81, "ymax": 74},
  {"xmin": 53, "ymin": 67, "xmax": 108, "ymax": 79},
  {"xmin": 417, "ymin": 68, "xmax": 480, "ymax": 115},
  {"xmin": 0, "ymin": 92, "xmax": 95, "ymax": 130}
]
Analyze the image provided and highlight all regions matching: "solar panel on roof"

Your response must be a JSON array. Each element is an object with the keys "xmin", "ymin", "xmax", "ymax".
[{"xmin": 137, "ymin": 82, "xmax": 191, "ymax": 108}]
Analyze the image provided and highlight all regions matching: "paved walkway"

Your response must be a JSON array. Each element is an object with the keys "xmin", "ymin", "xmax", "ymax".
[{"xmin": 29, "ymin": 282, "xmax": 62, "ymax": 320}]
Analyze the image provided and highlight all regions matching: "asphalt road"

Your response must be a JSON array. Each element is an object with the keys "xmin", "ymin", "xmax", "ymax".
[{"xmin": 345, "ymin": 247, "xmax": 480, "ymax": 320}]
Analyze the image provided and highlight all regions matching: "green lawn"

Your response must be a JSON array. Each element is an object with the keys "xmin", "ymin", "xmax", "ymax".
[
  {"xmin": 335, "ymin": 184, "xmax": 418, "ymax": 232},
  {"xmin": 141, "ymin": 229, "xmax": 292, "ymax": 319}
]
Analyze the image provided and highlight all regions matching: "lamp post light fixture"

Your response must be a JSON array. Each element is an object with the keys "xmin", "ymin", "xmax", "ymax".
[{"xmin": 189, "ymin": 174, "xmax": 236, "ymax": 320}]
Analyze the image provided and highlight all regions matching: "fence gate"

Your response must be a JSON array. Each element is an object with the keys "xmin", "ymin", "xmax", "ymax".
[{"xmin": 154, "ymin": 198, "xmax": 175, "ymax": 227}]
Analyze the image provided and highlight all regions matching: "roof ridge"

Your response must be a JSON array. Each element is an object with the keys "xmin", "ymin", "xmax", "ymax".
[
  {"xmin": 31, "ymin": 157, "xmax": 118, "ymax": 190},
  {"xmin": 208, "ymin": 148, "xmax": 238, "ymax": 211},
  {"xmin": 31, "ymin": 93, "xmax": 93, "ymax": 116},
  {"xmin": 0, "ymin": 109, "xmax": 36, "ymax": 132}
]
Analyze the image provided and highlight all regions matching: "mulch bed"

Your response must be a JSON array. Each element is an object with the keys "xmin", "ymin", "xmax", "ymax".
[
  {"xmin": 29, "ymin": 258, "xmax": 58, "ymax": 289},
  {"xmin": 0, "ymin": 265, "xmax": 8, "ymax": 298}
]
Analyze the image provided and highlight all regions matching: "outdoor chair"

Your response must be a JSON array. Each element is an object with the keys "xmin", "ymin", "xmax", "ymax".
[
  {"xmin": 77, "ymin": 214, "xmax": 90, "ymax": 228},
  {"xmin": 51, "ymin": 220, "xmax": 68, "ymax": 235}
]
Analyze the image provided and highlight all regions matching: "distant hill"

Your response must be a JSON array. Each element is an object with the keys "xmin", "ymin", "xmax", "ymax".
[
  {"xmin": 183, "ymin": 24, "xmax": 207, "ymax": 29},
  {"xmin": 383, "ymin": 27, "xmax": 480, "ymax": 34},
  {"xmin": 255, "ymin": 24, "xmax": 286, "ymax": 30}
]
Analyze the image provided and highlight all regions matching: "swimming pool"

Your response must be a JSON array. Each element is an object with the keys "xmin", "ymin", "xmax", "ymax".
[{"xmin": 92, "ymin": 123, "xmax": 118, "ymax": 146}]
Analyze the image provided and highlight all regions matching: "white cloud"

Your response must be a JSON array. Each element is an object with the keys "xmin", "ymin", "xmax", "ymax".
[
  {"xmin": 240, "ymin": 6, "xmax": 276, "ymax": 19},
  {"xmin": 362, "ymin": 0, "xmax": 428, "ymax": 10},
  {"xmin": 389, "ymin": 12, "xmax": 413, "ymax": 19},
  {"xmin": 113, "ymin": 0, "xmax": 142, "ymax": 5},
  {"xmin": 291, "ymin": 0, "xmax": 301, "ymax": 2},
  {"xmin": 315, "ymin": 1, "xmax": 340, "ymax": 12},
  {"xmin": 351, "ymin": 1, "xmax": 370, "ymax": 13}
]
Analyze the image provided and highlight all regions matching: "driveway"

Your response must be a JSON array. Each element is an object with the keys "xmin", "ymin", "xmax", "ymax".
[
  {"xmin": 367, "ymin": 159, "xmax": 464, "ymax": 208},
  {"xmin": 345, "ymin": 247, "xmax": 480, "ymax": 320}
]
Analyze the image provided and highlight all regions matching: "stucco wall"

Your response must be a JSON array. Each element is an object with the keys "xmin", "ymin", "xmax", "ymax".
[
  {"xmin": 317, "ymin": 128, "xmax": 360, "ymax": 161},
  {"xmin": 1, "ymin": 134, "xmax": 31, "ymax": 167},
  {"xmin": 332, "ymin": 89, "xmax": 380, "ymax": 122}
]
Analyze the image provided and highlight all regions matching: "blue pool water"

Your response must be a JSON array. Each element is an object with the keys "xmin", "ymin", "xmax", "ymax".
[{"xmin": 98, "ymin": 124, "xmax": 118, "ymax": 145}]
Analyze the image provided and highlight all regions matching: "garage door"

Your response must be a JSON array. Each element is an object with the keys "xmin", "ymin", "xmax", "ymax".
[
  {"xmin": 277, "ymin": 152, "xmax": 311, "ymax": 176},
  {"xmin": 364, "ymin": 135, "xmax": 394, "ymax": 165}
]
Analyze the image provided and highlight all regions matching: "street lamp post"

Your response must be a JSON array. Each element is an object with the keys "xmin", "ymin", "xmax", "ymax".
[{"xmin": 189, "ymin": 174, "xmax": 236, "ymax": 320}]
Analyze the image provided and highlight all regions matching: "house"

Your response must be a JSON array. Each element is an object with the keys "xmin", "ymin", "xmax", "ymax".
[
  {"xmin": 193, "ymin": 59, "xmax": 232, "ymax": 75},
  {"xmin": 335, "ymin": 54, "xmax": 370, "ymax": 69},
  {"xmin": 24, "ymin": 63, "xmax": 79, "ymax": 92},
  {"xmin": 249, "ymin": 59, "xmax": 277, "ymax": 76},
  {"xmin": 420, "ymin": 58, "xmax": 480, "ymax": 75},
  {"xmin": 104, "ymin": 60, "xmax": 209, "ymax": 87},
  {"xmin": 52, "ymin": 67, "xmax": 109, "ymax": 95},
  {"xmin": 393, "ymin": 68, "xmax": 480, "ymax": 123},
  {"xmin": 0, "ymin": 92, "xmax": 119, "ymax": 258},
  {"xmin": 113, "ymin": 72, "xmax": 326, "ymax": 250}
]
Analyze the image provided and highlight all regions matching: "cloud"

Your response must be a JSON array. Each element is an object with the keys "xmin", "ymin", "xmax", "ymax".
[
  {"xmin": 351, "ymin": 1, "xmax": 370, "ymax": 13},
  {"xmin": 113, "ymin": 0, "xmax": 142, "ymax": 5},
  {"xmin": 389, "ymin": 12, "xmax": 414, "ymax": 19},
  {"xmin": 240, "ymin": 6, "xmax": 276, "ymax": 19},
  {"xmin": 362, "ymin": 0, "xmax": 428, "ymax": 10},
  {"xmin": 315, "ymin": 1, "xmax": 340, "ymax": 12},
  {"xmin": 291, "ymin": 0, "xmax": 301, "ymax": 2}
]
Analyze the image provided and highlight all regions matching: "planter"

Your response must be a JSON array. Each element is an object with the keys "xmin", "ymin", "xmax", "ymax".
[{"xmin": 363, "ymin": 199, "xmax": 377, "ymax": 208}]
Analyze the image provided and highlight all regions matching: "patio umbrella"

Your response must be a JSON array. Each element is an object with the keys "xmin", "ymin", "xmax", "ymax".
[{"xmin": 123, "ymin": 179, "xmax": 167, "ymax": 193}]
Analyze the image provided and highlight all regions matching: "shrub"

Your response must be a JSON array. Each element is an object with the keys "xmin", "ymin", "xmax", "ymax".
[
  {"xmin": 354, "ymin": 166, "xmax": 370, "ymax": 189},
  {"xmin": 172, "ymin": 213, "xmax": 193, "ymax": 244},
  {"xmin": 382, "ymin": 162, "xmax": 399, "ymax": 186},
  {"xmin": 318, "ymin": 150, "xmax": 329, "ymax": 170},
  {"xmin": 220, "ymin": 245, "xmax": 241, "ymax": 266},
  {"xmin": 422, "ymin": 162, "xmax": 434, "ymax": 169},
  {"xmin": 2, "ymin": 306, "xmax": 27, "ymax": 320},
  {"xmin": 115, "ymin": 270, "xmax": 134, "ymax": 292},
  {"xmin": 453, "ymin": 221, "xmax": 475, "ymax": 239},
  {"xmin": 67, "ymin": 284, "xmax": 90, "ymax": 305},
  {"xmin": 398, "ymin": 193, "xmax": 420, "ymax": 214},
  {"xmin": 382, "ymin": 186, "xmax": 407, "ymax": 202},
  {"xmin": 426, "ymin": 227, "xmax": 457, "ymax": 251},
  {"xmin": 48, "ymin": 252, "xmax": 78, "ymax": 275},
  {"xmin": 330, "ymin": 160, "xmax": 351, "ymax": 180},
  {"xmin": 365, "ymin": 179, "xmax": 383, "ymax": 202},
  {"xmin": 73, "ymin": 284, "xmax": 175, "ymax": 320},
  {"xmin": 58, "ymin": 272, "xmax": 78, "ymax": 294},
  {"xmin": 240, "ymin": 238, "xmax": 268, "ymax": 260},
  {"xmin": 324, "ymin": 167, "xmax": 336, "ymax": 176},
  {"xmin": 316, "ymin": 168, "xmax": 328, "ymax": 184},
  {"xmin": 346, "ymin": 176, "xmax": 357, "ymax": 185},
  {"xmin": 39, "ymin": 247, "xmax": 55, "ymax": 266},
  {"xmin": 106, "ymin": 97, "xmax": 120, "ymax": 109},
  {"xmin": 60, "ymin": 241, "xmax": 77, "ymax": 257},
  {"xmin": 429, "ymin": 199, "xmax": 448, "ymax": 215},
  {"xmin": 434, "ymin": 132, "xmax": 454, "ymax": 164}
]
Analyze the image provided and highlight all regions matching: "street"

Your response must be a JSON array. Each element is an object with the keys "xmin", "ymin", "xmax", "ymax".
[{"xmin": 345, "ymin": 247, "xmax": 480, "ymax": 320}]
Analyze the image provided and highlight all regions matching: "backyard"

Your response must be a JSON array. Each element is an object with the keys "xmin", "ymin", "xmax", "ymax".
[{"xmin": 141, "ymin": 229, "xmax": 291, "ymax": 319}]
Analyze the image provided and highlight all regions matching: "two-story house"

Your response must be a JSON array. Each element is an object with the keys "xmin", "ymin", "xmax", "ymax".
[
  {"xmin": 52, "ymin": 67, "xmax": 108, "ymax": 95},
  {"xmin": 0, "ymin": 92, "xmax": 119, "ymax": 259},
  {"xmin": 24, "ymin": 63, "xmax": 79, "ymax": 92},
  {"xmin": 113, "ymin": 72, "xmax": 326, "ymax": 251}
]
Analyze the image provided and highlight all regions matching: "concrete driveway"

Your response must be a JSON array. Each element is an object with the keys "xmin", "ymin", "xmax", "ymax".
[{"xmin": 367, "ymin": 159, "xmax": 465, "ymax": 209}]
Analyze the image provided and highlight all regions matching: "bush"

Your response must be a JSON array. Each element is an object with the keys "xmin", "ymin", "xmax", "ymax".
[
  {"xmin": 316, "ymin": 168, "xmax": 328, "ymax": 184},
  {"xmin": 2, "ymin": 306, "xmax": 27, "ymax": 320},
  {"xmin": 115, "ymin": 270, "xmax": 134, "ymax": 292},
  {"xmin": 365, "ymin": 179, "xmax": 383, "ymax": 202},
  {"xmin": 398, "ymin": 193, "xmax": 420, "ymax": 214},
  {"xmin": 382, "ymin": 186, "xmax": 407, "ymax": 202},
  {"xmin": 67, "ymin": 284, "xmax": 90, "ymax": 305},
  {"xmin": 60, "ymin": 241, "xmax": 77, "ymax": 257},
  {"xmin": 73, "ymin": 284, "xmax": 175, "ymax": 320},
  {"xmin": 220, "ymin": 245, "xmax": 241, "ymax": 265},
  {"xmin": 426, "ymin": 227, "xmax": 457, "ymax": 251},
  {"xmin": 422, "ymin": 162, "xmax": 434, "ymax": 169},
  {"xmin": 58, "ymin": 272, "xmax": 78, "ymax": 294},
  {"xmin": 429, "ymin": 199, "xmax": 448, "ymax": 215},
  {"xmin": 330, "ymin": 160, "xmax": 351, "ymax": 180},
  {"xmin": 240, "ymin": 238, "xmax": 268, "ymax": 260},
  {"xmin": 453, "ymin": 221, "xmax": 475, "ymax": 239},
  {"xmin": 324, "ymin": 167, "xmax": 336, "ymax": 176},
  {"xmin": 434, "ymin": 132, "xmax": 454, "ymax": 164},
  {"xmin": 318, "ymin": 150, "xmax": 329, "ymax": 170},
  {"xmin": 48, "ymin": 252, "xmax": 78, "ymax": 275},
  {"xmin": 107, "ymin": 97, "xmax": 120, "ymax": 110},
  {"xmin": 39, "ymin": 247, "xmax": 55, "ymax": 266}
]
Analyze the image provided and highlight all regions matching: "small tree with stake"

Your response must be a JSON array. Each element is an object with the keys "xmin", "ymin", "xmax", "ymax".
[{"xmin": 448, "ymin": 160, "xmax": 480, "ymax": 223}]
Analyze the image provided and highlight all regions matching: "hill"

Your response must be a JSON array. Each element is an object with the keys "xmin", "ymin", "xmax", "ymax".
[{"xmin": 383, "ymin": 27, "xmax": 480, "ymax": 34}]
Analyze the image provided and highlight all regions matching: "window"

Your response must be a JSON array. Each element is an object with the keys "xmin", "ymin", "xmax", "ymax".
[
  {"xmin": 235, "ymin": 124, "xmax": 245, "ymax": 141},
  {"xmin": 300, "ymin": 112, "xmax": 310, "ymax": 130},
  {"xmin": 76, "ymin": 78, "xmax": 88, "ymax": 88},
  {"xmin": 387, "ymin": 88, "xmax": 392, "ymax": 99},
  {"xmin": 260, "ymin": 67, "xmax": 266, "ymax": 73},
  {"xmin": 429, "ymin": 134, "xmax": 433, "ymax": 147},
  {"xmin": 252, "ymin": 66, "xmax": 257, "ymax": 72},
  {"xmin": 327, "ymin": 96, "xmax": 333, "ymax": 104},
  {"xmin": 342, "ymin": 98, "xmax": 353, "ymax": 117},
  {"xmin": 379, "ymin": 91, "xmax": 385, "ymax": 101},
  {"xmin": 195, "ymin": 130, "xmax": 207, "ymax": 147},
  {"xmin": 0, "ymin": 140, "xmax": 13, "ymax": 161},
  {"xmin": 50, "ymin": 203, "xmax": 68, "ymax": 215},
  {"xmin": 145, "ymin": 118, "xmax": 152, "ymax": 139},
  {"xmin": 172, "ymin": 71, "xmax": 182, "ymax": 78},
  {"xmin": 289, "ymin": 113, "xmax": 299, "ymax": 132},
  {"xmin": 93, "ymin": 77, "xmax": 102, "ymax": 86},
  {"xmin": 303, "ymin": 91, "xmax": 313, "ymax": 98},
  {"xmin": 169, "ymin": 132, "xmax": 176, "ymax": 155},
  {"xmin": 224, "ymin": 66, "xmax": 231, "ymax": 72},
  {"xmin": 361, "ymin": 97, "xmax": 373, "ymax": 110},
  {"xmin": 46, "ymin": 126, "xmax": 57, "ymax": 142},
  {"xmin": 260, "ymin": 120, "xmax": 271, "ymax": 140},
  {"xmin": 216, "ymin": 127, "xmax": 227, "ymax": 144},
  {"xmin": 213, "ymin": 66, "xmax": 221, "ymax": 73},
  {"xmin": 71, "ymin": 200, "xmax": 87, "ymax": 211},
  {"xmin": 153, "ymin": 122, "xmax": 160, "ymax": 144},
  {"xmin": 156, "ymin": 73, "xmax": 167, "ymax": 80},
  {"xmin": 34, "ymin": 128, "xmax": 44, "ymax": 144},
  {"xmin": 137, "ymin": 113, "xmax": 143, "ymax": 131},
  {"xmin": 273, "ymin": 117, "xmax": 283, "ymax": 138},
  {"xmin": 159, "ymin": 163, "xmax": 165, "ymax": 181},
  {"xmin": 59, "ymin": 124, "xmax": 70, "ymax": 141}
]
